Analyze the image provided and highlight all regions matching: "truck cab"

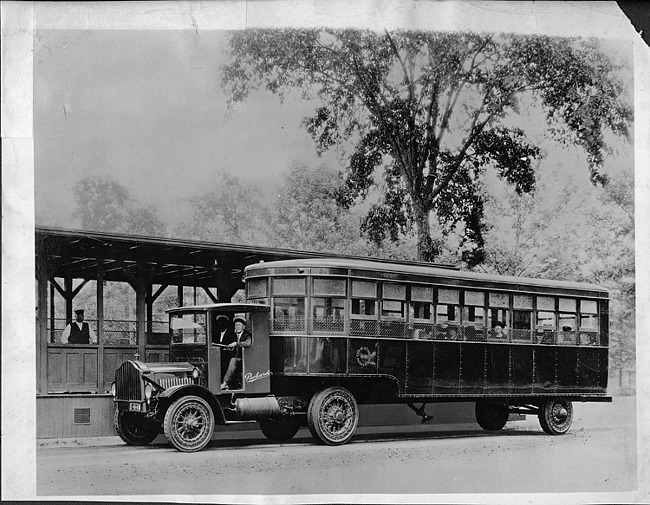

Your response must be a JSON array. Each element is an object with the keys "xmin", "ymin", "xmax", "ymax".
[
  {"xmin": 167, "ymin": 303, "xmax": 271, "ymax": 395},
  {"xmin": 112, "ymin": 303, "xmax": 298, "ymax": 452}
]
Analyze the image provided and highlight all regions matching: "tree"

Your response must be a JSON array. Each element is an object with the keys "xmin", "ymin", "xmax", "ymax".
[
  {"xmin": 174, "ymin": 169, "xmax": 267, "ymax": 244},
  {"xmin": 479, "ymin": 165, "xmax": 635, "ymax": 389},
  {"xmin": 267, "ymin": 162, "xmax": 366, "ymax": 254},
  {"xmin": 74, "ymin": 175, "xmax": 166, "ymax": 236},
  {"xmin": 221, "ymin": 29, "xmax": 631, "ymax": 263}
]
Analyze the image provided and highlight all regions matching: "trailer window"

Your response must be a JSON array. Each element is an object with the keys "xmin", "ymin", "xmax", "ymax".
[
  {"xmin": 351, "ymin": 280, "xmax": 377, "ymax": 318},
  {"xmin": 536, "ymin": 311, "xmax": 555, "ymax": 329},
  {"xmin": 409, "ymin": 285, "xmax": 433, "ymax": 322},
  {"xmin": 580, "ymin": 313, "xmax": 598, "ymax": 330},
  {"xmin": 436, "ymin": 288, "xmax": 459, "ymax": 323},
  {"xmin": 381, "ymin": 283, "xmax": 406, "ymax": 320},
  {"xmin": 512, "ymin": 310, "xmax": 532, "ymax": 342},
  {"xmin": 272, "ymin": 277, "xmax": 306, "ymax": 296},
  {"xmin": 463, "ymin": 291, "xmax": 485, "ymax": 328},
  {"xmin": 559, "ymin": 298, "xmax": 576, "ymax": 312},
  {"xmin": 436, "ymin": 304, "xmax": 458, "ymax": 323},
  {"xmin": 313, "ymin": 278, "xmax": 346, "ymax": 296},
  {"xmin": 273, "ymin": 297, "xmax": 306, "ymax": 332},
  {"xmin": 536, "ymin": 296, "xmax": 555, "ymax": 311},
  {"xmin": 489, "ymin": 308, "xmax": 509, "ymax": 328},
  {"xmin": 489, "ymin": 292, "xmax": 509, "ymax": 308},
  {"xmin": 247, "ymin": 278, "xmax": 268, "ymax": 299},
  {"xmin": 580, "ymin": 300, "xmax": 599, "ymax": 331},
  {"xmin": 312, "ymin": 297, "xmax": 345, "ymax": 333}
]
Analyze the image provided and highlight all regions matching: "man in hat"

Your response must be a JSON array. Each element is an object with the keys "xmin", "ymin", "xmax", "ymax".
[
  {"xmin": 212, "ymin": 314, "xmax": 233, "ymax": 345},
  {"xmin": 221, "ymin": 317, "xmax": 252, "ymax": 390},
  {"xmin": 61, "ymin": 309, "xmax": 97, "ymax": 344}
]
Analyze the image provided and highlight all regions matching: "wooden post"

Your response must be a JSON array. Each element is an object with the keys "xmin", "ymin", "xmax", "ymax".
[
  {"xmin": 64, "ymin": 275, "xmax": 73, "ymax": 322},
  {"xmin": 36, "ymin": 251, "xmax": 49, "ymax": 395},
  {"xmin": 135, "ymin": 262, "xmax": 147, "ymax": 361},
  {"xmin": 146, "ymin": 284, "xmax": 153, "ymax": 340},
  {"xmin": 97, "ymin": 258, "xmax": 105, "ymax": 391},
  {"xmin": 49, "ymin": 282, "xmax": 55, "ymax": 343}
]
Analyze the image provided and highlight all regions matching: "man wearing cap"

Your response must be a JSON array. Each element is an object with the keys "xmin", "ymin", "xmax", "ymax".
[
  {"xmin": 221, "ymin": 317, "xmax": 252, "ymax": 390},
  {"xmin": 61, "ymin": 309, "xmax": 97, "ymax": 344},
  {"xmin": 213, "ymin": 314, "xmax": 233, "ymax": 345}
]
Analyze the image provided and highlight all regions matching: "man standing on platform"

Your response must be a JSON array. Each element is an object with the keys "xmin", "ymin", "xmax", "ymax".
[{"xmin": 61, "ymin": 308, "xmax": 97, "ymax": 344}]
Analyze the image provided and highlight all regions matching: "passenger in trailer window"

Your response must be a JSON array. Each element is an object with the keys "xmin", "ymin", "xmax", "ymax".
[
  {"xmin": 61, "ymin": 309, "xmax": 97, "ymax": 344},
  {"xmin": 491, "ymin": 321, "xmax": 507, "ymax": 340},
  {"xmin": 221, "ymin": 317, "xmax": 252, "ymax": 390},
  {"xmin": 446, "ymin": 325, "xmax": 461, "ymax": 340}
]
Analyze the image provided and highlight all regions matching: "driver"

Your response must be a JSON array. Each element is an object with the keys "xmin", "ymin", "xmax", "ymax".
[{"xmin": 221, "ymin": 317, "xmax": 252, "ymax": 390}]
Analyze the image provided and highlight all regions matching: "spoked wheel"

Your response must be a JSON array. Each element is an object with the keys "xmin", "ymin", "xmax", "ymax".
[
  {"xmin": 538, "ymin": 398, "xmax": 573, "ymax": 435},
  {"xmin": 259, "ymin": 418, "xmax": 302, "ymax": 442},
  {"xmin": 307, "ymin": 386, "xmax": 359, "ymax": 446},
  {"xmin": 114, "ymin": 409, "xmax": 159, "ymax": 445},
  {"xmin": 475, "ymin": 401, "xmax": 509, "ymax": 431},
  {"xmin": 164, "ymin": 395, "xmax": 215, "ymax": 452}
]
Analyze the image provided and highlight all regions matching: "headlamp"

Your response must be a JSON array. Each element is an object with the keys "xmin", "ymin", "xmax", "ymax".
[{"xmin": 144, "ymin": 383, "xmax": 153, "ymax": 402}]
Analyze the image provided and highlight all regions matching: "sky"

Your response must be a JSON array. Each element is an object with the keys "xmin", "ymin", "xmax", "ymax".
[
  {"xmin": 33, "ymin": 22, "xmax": 633, "ymax": 231},
  {"xmin": 34, "ymin": 29, "xmax": 339, "ymax": 227}
]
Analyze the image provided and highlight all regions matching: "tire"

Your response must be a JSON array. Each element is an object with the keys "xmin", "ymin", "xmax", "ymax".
[
  {"xmin": 475, "ymin": 401, "xmax": 509, "ymax": 431},
  {"xmin": 114, "ymin": 409, "xmax": 159, "ymax": 446},
  {"xmin": 164, "ymin": 395, "xmax": 215, "ymax": 452},
  {"xmin": 538, "ymin": 398, "xmax": 573, "ymax": 435},
  {"xmin": 259, "ymin": 418, "xmax": 301, "ymax": 442},
  {"xmin": 307, "ymin": 386, "xmax": 359, "ymax": 446}
]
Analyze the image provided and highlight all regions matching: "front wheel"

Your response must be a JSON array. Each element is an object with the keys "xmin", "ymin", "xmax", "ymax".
[
  {"xmin": 475, "ymin": 401, "xmax": 509, "ymax": 431},
  {"xmin": 538, "ymin": 398, "xmax": 573, "ymax": 435},
  {"xmin": 307, "ymin": 386, "xmax": 359, "ymax": 446},
  {"xmin": 259, "ymin": 418, "xmax": 301, "ymax": 442},
  {"xmin": 114, "ymin": 409, "xmax": 159, "ymax": 445},
  {"xmin": 164, "ymin": 395, "xmax": 215, "ymax": 452}
]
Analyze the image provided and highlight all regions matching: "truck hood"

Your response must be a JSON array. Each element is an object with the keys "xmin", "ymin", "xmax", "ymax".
[{"xmin": 133, "ymin": 361, "xmax": 196, "ymax": 374}]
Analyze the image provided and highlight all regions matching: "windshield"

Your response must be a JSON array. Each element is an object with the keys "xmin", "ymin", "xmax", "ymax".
[{"xmin": 170, "ymin": 312, "xmax": 207, "ymax": 344}]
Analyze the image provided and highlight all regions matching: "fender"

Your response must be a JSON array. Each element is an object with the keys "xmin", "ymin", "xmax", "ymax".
[{"xmin": 156, "ymin": 384, "xmax": 226, "ymax": 425}]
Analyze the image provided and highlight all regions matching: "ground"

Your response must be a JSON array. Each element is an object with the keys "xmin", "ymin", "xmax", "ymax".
[{"xmin": 37, "ymin": 396, "xmax": 638, "ymax": 499}]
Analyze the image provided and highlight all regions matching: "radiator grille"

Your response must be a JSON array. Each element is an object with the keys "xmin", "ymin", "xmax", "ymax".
[
  {"xmin": 158, "ymin": 377, "xmax": 194, "ymax": 390},
  {"xmin": 115, "ymin": 362, "xmax": 142, "ymax": 401}
]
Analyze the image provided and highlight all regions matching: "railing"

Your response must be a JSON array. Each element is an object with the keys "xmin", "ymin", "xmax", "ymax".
[
  {"xmin": 271, "ymin": 318, "xmax": 601, "ymax": 346},
  {"xmin": 47, "ymin": 318, "xmax": 169, "ymax": 345}
]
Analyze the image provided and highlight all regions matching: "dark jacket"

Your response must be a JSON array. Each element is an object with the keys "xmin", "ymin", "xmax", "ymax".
[{"xmin": 226, "ymin": 330, "xmax": 252, "ymax": 359}]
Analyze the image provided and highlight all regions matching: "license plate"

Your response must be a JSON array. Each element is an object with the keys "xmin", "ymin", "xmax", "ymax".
[{"xmin": 129, "ymin": 402, "xmax": 141, "ymax": 412}]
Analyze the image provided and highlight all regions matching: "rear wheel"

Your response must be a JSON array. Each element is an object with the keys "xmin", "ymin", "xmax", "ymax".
[
  {"xmin": 259, "ymin": 418, "xmax": 301, "ymax": 442},
  {"xmin": 114, "ymin": 409, "xmax": 159, "ymax": 445},
  {"xmin": 538, "ymin": 398, "xmax": 573, "ymax": 435},
  {"xmin": 475, "ymin": 401, "xmax": 509, "ymax": 431},
  {"xmin": 307, "ymin": 386, "xmax": 359, "ymax": 446},
  {"xmin": 164, "ymin": 395, "xmax": 215, "ymax": 452}
]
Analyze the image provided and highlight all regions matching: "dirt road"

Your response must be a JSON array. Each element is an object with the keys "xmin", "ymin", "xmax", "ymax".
[{"xmin": 37, "ymin": 396, "xmax": 637, "ymax": 498}]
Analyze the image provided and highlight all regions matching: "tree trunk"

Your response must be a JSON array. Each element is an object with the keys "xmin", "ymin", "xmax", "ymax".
[{"xmin": 413, "ymin": 203, "xmax": 432, "ymax": 262}]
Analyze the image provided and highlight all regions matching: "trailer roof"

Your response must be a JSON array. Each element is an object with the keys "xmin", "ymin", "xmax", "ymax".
[{"xmin": 245, "ymin": 258, "xmax": 608, "ymax": 295}]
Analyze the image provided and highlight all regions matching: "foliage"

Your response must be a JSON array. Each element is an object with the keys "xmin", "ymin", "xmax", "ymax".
[
  {"xmin": 222, "ymin": 29, "xmax": 631, "ymax": 263},
  {"xmin": 266, "ymin": 162, "xmax": 367, "ymax": 254},
  {"xmin": 73, "ymin": 175, "xmax": 166, "ymax": 236},
  {"xmin": 174, "ymin": 169, "xmax": 267, "ymax": 245},
  {"xmin": 479, "ymin": 165, "xmax": 635, "ymax": 375}
]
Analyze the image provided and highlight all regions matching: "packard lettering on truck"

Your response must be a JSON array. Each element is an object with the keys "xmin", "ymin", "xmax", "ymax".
[{"xmin": 112, "ymin": 258, "xmax": 611, "ymax": 452}]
